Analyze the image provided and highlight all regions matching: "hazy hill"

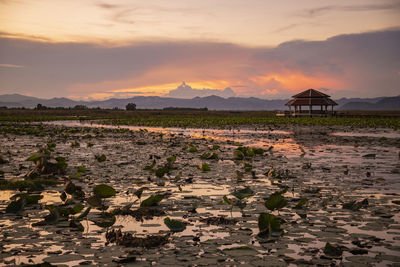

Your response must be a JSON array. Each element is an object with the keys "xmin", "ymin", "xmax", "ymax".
[
  {"xmin": 340, "ymin": 96, "xmax": 400, "ymax": 110},
  {"xmin": 0, "ymin": 93, "xmax": 399, "ymax": 110}
]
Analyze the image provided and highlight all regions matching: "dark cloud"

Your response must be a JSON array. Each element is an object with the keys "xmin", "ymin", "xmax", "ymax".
[
  {"xmin": 96, "ymin": 2, "xmax": 121, "ymax": 10},
  {"xmin": 299, "ymin": 2, "xmax": 400, "ymax": 18},
  {"xmin": 272, "ymin": 23, "xmax": 299, "ymax": 33}
]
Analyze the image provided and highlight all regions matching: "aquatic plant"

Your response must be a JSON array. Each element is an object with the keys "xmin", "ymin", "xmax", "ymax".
[
  {"xmin": 164, "ymin": 217, "xmax": 186, "ymax": 232},
  {"xmin": 140, "ymin": 194, "xmax": 164, "ymax": 207},
  {"xmin": 26, "ymin": 144, "xmax": 68, "ymax": 178},
  {"xmin": 293, "ymin": 198, "xmax": 308, "ymax": 209},
  {"xmin": 95, "ymin": 154, "xmax": 107, "ymax": 162},
  {"xmin": 200, "ymin": 152, "xmax": 218, "ymax": 160},
  {"xmin": 265, "ymin": 192, "xmax": 287, "ymax": 212},
  {"xmin": 199, "ymin": 163, "xmax": 211, "ymax": 172},
  {"xmin": 94, "ymin": 184, "xmax": 116, "ymax": 198},
  {"xmin": 258, "ymin": 213, "xmax": 282, "ymax": 238}
]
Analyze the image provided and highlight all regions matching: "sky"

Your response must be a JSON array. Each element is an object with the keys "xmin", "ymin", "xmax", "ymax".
[{"xmin": 0, "ymin": 0, "xmax": 399, "ymax": 100}]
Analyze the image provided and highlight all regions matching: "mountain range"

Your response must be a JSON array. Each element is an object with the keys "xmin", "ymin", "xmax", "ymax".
[{"xmin": 0, "ymin": 93, "xmax": 399, "ymax": 110}]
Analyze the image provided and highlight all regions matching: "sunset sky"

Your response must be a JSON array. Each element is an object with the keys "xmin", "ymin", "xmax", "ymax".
[{"xmin": 0, "ymin": 0, "xmax": 399, "ymax": 99}]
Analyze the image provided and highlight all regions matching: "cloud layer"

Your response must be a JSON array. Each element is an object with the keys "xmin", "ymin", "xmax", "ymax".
[
  {"xmin": 0, "ymin": 29, "xmax": 399, "ymax": 99},
  {"xmin": 165, "ymin": 82, "xmax": 236, "ymax": 98}
]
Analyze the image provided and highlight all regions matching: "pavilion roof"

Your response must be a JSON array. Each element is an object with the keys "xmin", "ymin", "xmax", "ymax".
[
  {"xmin": 285, "ymin": 89, "xmax": 338, "ymax": 106},
  {"xmin": 292, "ymin": 89, "xmax": 330, "ymax": 98}
]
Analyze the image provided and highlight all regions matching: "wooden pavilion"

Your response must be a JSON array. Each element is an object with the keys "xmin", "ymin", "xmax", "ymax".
[{"xmin": 284, "ymin": 89, "xmax": 338, "ymax": 117}]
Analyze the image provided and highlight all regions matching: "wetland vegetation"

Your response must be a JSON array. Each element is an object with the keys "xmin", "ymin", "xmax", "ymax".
[{"xmin": 0, "ymin": 112, "xmax": 399, "ymax": 266}]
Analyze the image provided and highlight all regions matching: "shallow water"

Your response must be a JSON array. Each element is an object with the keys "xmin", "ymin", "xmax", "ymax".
[{"xmin": 1, "ymin": 121, "xmax": 400, "ymax": 266}]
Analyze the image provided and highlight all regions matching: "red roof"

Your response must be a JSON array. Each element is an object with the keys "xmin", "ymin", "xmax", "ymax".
[{"xmin": 285, "ymin": 89, "xmax": 338, "ymax": 106}]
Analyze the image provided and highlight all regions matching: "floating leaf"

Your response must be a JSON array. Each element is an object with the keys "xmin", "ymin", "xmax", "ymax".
[
  {"xmin": 65, "ymin": 180, "xmax": 77, "ymax": 195},
  {"xmin": 155, "ymin": 167, "xmax": 169, "ymax": 178},
  {"xmin": 211, "ymin": 145, "xmax": 220, "ymax": 150},
  {"xmin": 253, "ymin": 148, "xmax": 264, "ymax": 155},
  {"xmin": 6, "ymin": 198, "xmax": 25, "ymax": 214},
  {"xmin": 267, "ymin": 168, "xmax": 276, "ymax": 177},
  {"xmin": 324, "ymin": 242, "xmax": 343, "ymax": 257},
  {"xmin": 95, "ymin": 154, "xmax": 106, "ymax": 162},
  {"xmin": 342, "ymin": 199, "xmax": 368, "ymax": 211},
  {"xmin": 164, "ymin": 217, "xmax": 186, "ymax": 232},
  {"xmin": 87, "ymin": 195, "xmax": 102, "ymax": 208},
  {"xmin": 72, "ymin": 204, "xmax": 84, "ymax": 214},
  {"xmin": 11, "ymin": 193, "xmax": 43, "ymax": 205},
  {"xmin": 69, "ymin": 220, "xmax": 84, "ymax": 232},
  {"xmin": 166, "ymin": 156, "xmax": 176, "ymax": 163},
  {"xmin": 189, "ymin": 146, "xmax": 198, "ymax": 153},
  {"xmin": 233, "ymin": 150, "xmax": 244, "ymax": 160},
  {"xmin": 143, "ymin": 159, "xmax": 156, "ymax": 170},
  {"xmin": 232, "ymin": 187, "xmax": 254, "ymax": 200},
  {"xmin": 76, "ymin": 166, "xmax": 87, "ymax": 173},
  {"xmin": 77, "ymin": 207, "xmax": 91, "ymax": 220},
  {"xmin": 265, "ymin": 193, "xmax": 287, "ymax": 211},
  {"xmin": 44, "ymin": 206, "xmax": 60, "ymax": 224},
  {"xmin": 200, "ymin": 152, "xmax": 218, "ymax": 160},
  {"xmin": 55, "ymin": 157, "xmax": 67, "ymax": 171},
  {"xmin": 140, "ymin": 194, "xmax": 164, "ymax": 207},
  {"xmin": 223, "ymin": 195, "xmax": 234, "ymax": 206},
  {"xmin": 60, "ymin": 191, "xmax": 67, "ymax": 202},
  {"xmin": 199, "ymin": 163, "xmax": 211, "ymax": 172},
  {"xmin": 93, "ymin": 184, "xmax": 116, "ymax": 198},
  {"xmin": 235, "ymin": 200, "xmax": 246, "ymax": 210},
  {"xmin": 27, "ymin": 154, "xmax": 41, "ymax": 162},
  {"xmin": 293, "ymin": 198, "xmax": 308, "ymax": 209},
  {"xmin": 134, "ymin": 187, "xmax": 147, "ymax": 199},
  {"xmin": 258, "ymin": 213, "xmax": 281, "ymax": 237},
  {"xmin": 93, "ymin": 215, "xmax": 116, "ymax": 228},
  {"xmin": 235, "ymin": 170, "xmax": 244, "ymax": 181},
  {"xmin": 362, "ymin": 154, "xmax": 376, "ymax": 159}
]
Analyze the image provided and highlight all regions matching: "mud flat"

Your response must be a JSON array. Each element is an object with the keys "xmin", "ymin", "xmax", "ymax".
[{"xmin": 1, "ymin": 121, "xmax": 399, "ymax": 266}]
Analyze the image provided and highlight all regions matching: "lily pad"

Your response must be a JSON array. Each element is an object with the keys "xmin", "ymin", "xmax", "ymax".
[
  {"xmin": 362, "ymin": 154, "xmax": 376, "ymax": 159},
  {"xmin": 87, "ymin": 195, "xmax": 102, "ymax": 208},
  {"xmin": 293, "ymin": 198, "xmax": 308, "ymax": 209},
  {"xmin": 258, "ymin": 213, "xmax": 281, "ymax": 237},
  {"xmin": 223, "ymin": 246, "xmax": 258, "ymax": 257},
  {"xmin": 223, "ymin": 195, "xmax": 234, "ymax": 206},
  {"xmin": 93, "ymin": 184, "xmax": 116, "ymax": 198},
  {"xmin": 164, "ymin": 217, "xmax": 186, "ymax": 232},
  {"xmin": 77, "ymin": 207, "xmax": 91, "ymax": 220},
  {"xmin": 140, "ymin": 194, "xmax": 164, "ymax": 207},
  {"xmin": 324, "ymin": 242, "xmax": 343, "ymax": 257},
  {"xmin": 265, "ymin": 193, "xmax": 287, "ymax": 211},
  {"xmin": 93, "ymin": 215, "xmax": 116, "ymax": 228},
  {"xmin": 6, "ymin": 198, "xmax": 25, "ymax": 214},
  {"xmin": 233, "ymin": 150, "xmax": 244, "ymax": 160},
  {"xmin": 95, "ymin": 154, "xmax": 107, "ymax": 162},
  {"xmin": 232, "ymin": 187, "xmax": 254, "ymax": 200},
  {"xmin": 199, "ymin": 163, "xmax": 211, "ymax": 172}
]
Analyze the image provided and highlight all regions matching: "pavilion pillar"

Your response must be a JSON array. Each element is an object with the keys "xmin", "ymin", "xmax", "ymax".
[{"xmin": 309, "ymin": 105, "xmax": 312, "ymax": 116}]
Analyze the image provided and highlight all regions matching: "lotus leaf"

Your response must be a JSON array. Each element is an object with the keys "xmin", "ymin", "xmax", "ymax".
[
  {"xmin": 140, "ymin": 194, "xmax": 164, "ymax": 207},
  {"xmin": 93, "ymin": 184, "xmax": 116, "ymax": 198},
  {"xmin": 164, "ymin": 217, "xmax": 186, "ymax": 232},
  {"xmin": 258, "ymin": 213, "xmax": 281, "ymax": 237},
  {"xmin": 265, "ymin": 193, "xmax": 287, "ymax": 211},
  {"xmin": 232, "ymin": 187, "xmax": 254, "ymax": 200}
]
